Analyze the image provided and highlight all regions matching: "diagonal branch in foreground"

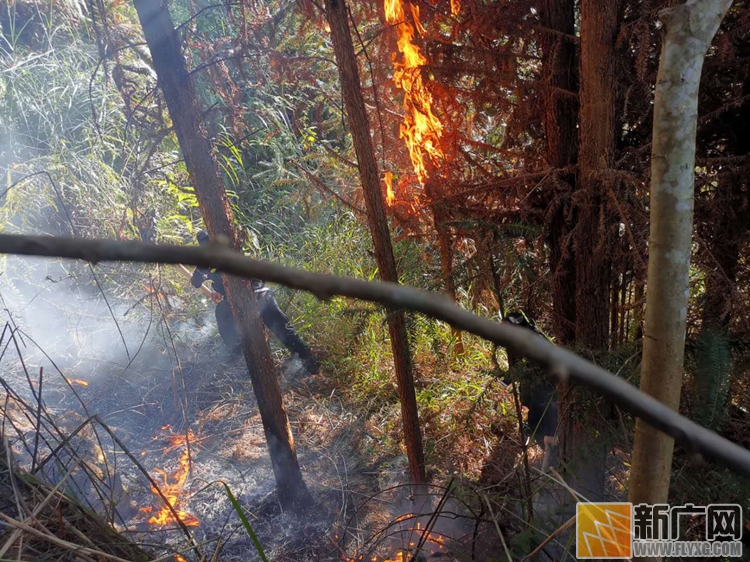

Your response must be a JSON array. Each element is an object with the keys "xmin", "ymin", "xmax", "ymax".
[{"xmin": 1, "ymin": 233, "xmax": 749, "ymax": 478}]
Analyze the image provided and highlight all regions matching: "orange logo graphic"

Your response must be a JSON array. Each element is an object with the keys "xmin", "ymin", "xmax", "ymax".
[{"xmin": 577, "ymin": 503, "xmax": 633, "ymax": 558}]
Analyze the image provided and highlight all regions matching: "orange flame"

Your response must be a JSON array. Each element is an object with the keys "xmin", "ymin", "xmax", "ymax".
[
  {"xmin": 343, "ymin": 520, "xmax": 447, "ymax": 561},
  {"xmin": 384, "ymin": 0, "xmax": 404, "ymax": 23},
  {"xmin": 66, "ymin": 378, "xmax": 89, "ymax": 387},
  {"xmin": 145, "ymin": 429, "xmax": 200, "ymax": 528},
  {"xmin": 384, "ymin": 172, "xmax": 395, "ymax": 206},
  {"xmin": 385, "ymin": 0, "xmax": 459, "ymax": 185}
]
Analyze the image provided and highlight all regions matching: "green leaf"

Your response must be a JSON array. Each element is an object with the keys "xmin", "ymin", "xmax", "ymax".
[
  {"xmin": 222, "ymin": 482, "xmax": 268, "ymax": 562},
  {"xmin": 694, "ymin": 328, "xmax": 733, "ymax": 431}
]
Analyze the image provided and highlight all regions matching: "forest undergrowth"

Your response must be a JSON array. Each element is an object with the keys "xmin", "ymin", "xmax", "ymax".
[{"xmin": 3, "ymin": 0, "xmax": 750, "ymax": 559}]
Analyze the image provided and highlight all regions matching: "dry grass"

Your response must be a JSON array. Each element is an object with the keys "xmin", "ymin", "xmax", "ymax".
[{"xmin": 0, "ymin": 438, "xmax": 153, "ymax": 561}]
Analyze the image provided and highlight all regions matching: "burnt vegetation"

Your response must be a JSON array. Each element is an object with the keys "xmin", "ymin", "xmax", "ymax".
[{"xmin": 0, "ymin": 0, "xmax": 749, "ymax": 560}]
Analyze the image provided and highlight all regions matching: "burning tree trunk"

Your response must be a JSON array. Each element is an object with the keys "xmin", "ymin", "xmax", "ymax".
[
  {"xmin": 540, "ymin": 0, "xmax": 578, "ymax": 345},
  {"xmin": 133, "ymin": 0, "xmax": 312, "ymax": 512},
  {"xmin": 324, "ymin": 0, "xmax": 425, "ymax": 484},
  {"xmin": 629, "ymin": 0, "xmax": 733, "ymax": 512}
]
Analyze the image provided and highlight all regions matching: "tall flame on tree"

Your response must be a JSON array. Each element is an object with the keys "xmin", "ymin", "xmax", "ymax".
[{"xmin": 384, "ymin": 0, "xmax": 456, "ymax": 191}]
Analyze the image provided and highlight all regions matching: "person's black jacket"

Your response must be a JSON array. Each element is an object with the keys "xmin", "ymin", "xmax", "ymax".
[
  {"xmin": 502, "ymin": 312, "xmax": 558, "ymax": 444},
  {"xmin": 191, "ymin": 267, "xmax": 266, "ymax": 297}
]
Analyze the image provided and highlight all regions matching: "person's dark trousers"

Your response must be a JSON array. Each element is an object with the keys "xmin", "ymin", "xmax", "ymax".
[
  {"xmin": 257, "ymin": 290, "xmax": 315, "ymax": 361},
  {"xmin": 214, "ymin": 292, "xmax": 317, "ymax": 371},
  {"xmin": 214, "ymin": 299, "xmax": 240, "ymax": 351}
]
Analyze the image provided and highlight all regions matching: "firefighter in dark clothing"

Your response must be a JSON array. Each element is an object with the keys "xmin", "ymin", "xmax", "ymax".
[
  {"xmin": 191, "ymin": 230, "xmax": 319, "ymax": 374},
  {"xmin": 502, "ymin": 311, "xmax": 558, "ymax": 468}
]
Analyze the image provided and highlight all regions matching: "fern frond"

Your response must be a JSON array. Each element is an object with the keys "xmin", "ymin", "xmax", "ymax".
[{"xmin": 694, "ymin": 328, "xmax": 733, "ymax": 431}]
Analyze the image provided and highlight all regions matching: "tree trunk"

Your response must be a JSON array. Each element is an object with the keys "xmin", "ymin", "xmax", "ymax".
[
  {"xmin": 324, "ymin": 0, "xmax": 425, "ymax": 484},
  {"xmin": 629, "ymin": 0, "xmax": 733, "ymax": 517},
  {"xmin": 556, "ymin": 0, "xmax": 620, "ymax": 503},
  {"xmin": 436, "ymin": 223, "xmax": 465, "ymax": 355},
  {"xmin": 575, "ymin": 0, "xmax": 620, "ymax": 350},
  {"xmin": 133, "ymin": 0, "xmax": 312, "ymax": 512},
  {"xmin": 427, "ymin": 183, "xmax": 464, "ymax": 355},
  {"xmin": 540, "ymin": 0, "xmax": 577, "ymax": 346}
]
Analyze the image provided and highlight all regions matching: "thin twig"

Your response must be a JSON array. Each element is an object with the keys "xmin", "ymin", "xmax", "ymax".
[
  {"xmin": 483, "ymin": 494, "xmax": 513, "ymax": 562},
  {"xmin": 510, "ymin": 380, "xmax": 533, "ymax": 524},
  {"xmin": 519, "ymin": 515, "xmax": 576, "ymax": 562},
  {"xmin": 152, "ymin": 275, "xmax": 193, "ymax": 470},
  {"xmin": 410, "ymin": 478, "xmax": 454, "ymax": 561},
  {"xmin": 30, "ymin": 367, "xmax": 43, "ymax": 473}
]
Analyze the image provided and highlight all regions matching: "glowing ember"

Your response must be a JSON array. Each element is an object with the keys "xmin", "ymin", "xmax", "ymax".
[
  {"xmin": 65, "ymin": 378, "xmax": 89, "ymax": 387},
  {"xmin": 384, "ymin": 172, "xmax": 395, "ymax": 206},
  {"xmin": 384, "ymin": 0, "xmax": 458, "ymax": 185},
  {"xmin": 344, "ymin": 519, "xmax": 449, "ymax": 561},
  {"xmin": 144, "ymin": 429, "xmax": 199, "ymax": 528}
]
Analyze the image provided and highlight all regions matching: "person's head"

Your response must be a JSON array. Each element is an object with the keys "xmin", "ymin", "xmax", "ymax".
[{"xmin": 196, "ymin": 230, "xmax": 210, "ymax": 246}]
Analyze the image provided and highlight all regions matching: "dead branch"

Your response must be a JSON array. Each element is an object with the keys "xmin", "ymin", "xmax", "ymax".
[{"xmin": 1, "ymin": 233, "xmax": 750, "ymax": 477}]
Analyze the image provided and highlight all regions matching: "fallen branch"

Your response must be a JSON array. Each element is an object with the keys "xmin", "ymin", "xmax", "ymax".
[{"xmin": 1, "ymin": 233, "xmax": 750, "ymax": 477}]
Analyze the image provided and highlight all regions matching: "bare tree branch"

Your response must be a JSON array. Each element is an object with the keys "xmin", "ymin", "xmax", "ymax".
[{"xmin": 1, "ymin": 233, "xmax": 749, "ymax": 477}]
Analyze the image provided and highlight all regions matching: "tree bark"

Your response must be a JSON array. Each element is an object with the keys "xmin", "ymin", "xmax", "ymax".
[
  {"xmin": 324, "ymin": 0, "xmax": 425, "ymax": 484},
  {"xmin": 556, "ymin": 0, "xmax": 621, "ymax": 503},
  {"xmin": 436, "ymin": 222, "xmax": 465, "ymax": 355},
  {"xmin": 427, "ymin": 182, "xmax": 464, "ymax": 355},
  {"xmin": 629, "ymin": 0, "xmax": 733, "ymax": 517},
  {"xmin": 540, "ymin": 0, "xmax": 578, "ymax": 346},
  {"xmin": 540, "ymin": 0, "xmax": 578, "ymax": 174},
  {"xmin": 575, "ymin": 0, "xmax": 620, "ymax": 350},
  {"xmin": 133, "ymin": 0, "xmax": 312, "ymax": 512}
]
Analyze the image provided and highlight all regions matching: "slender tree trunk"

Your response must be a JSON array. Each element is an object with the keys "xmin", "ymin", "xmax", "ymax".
[
  {"xmin": 324, "ymin": 0, "xmax": 425, "ymax": 484},
  {"xmin": 437, "ymin": 224, "xmax": 465, "ymax": 355},
  {"xmin": 629, "ymin": 0, "xmax": 733, "ymax": 518},
  {"xmin": 575, "ymin": 0, "xmax": 620, "ymax": 350},
  {"xmin": 540, "ymin": 0, "xmax": 577, "ymax": 346},
  {"xmin": 618, "ymin": 271, "xmax": 629, "ymax": 347},
  {"xmin": 133, "ymin": 0, "xmax": 312, "ymax": 512},
  {"xmin": 428, "ymin": 188, "xmax": 464, "ymax": 355},
  {"xmin": 610, "ymin": 271, "xmax": 619, "ymax": 349},
  {"xmin": 631, "ymin": 281, "xmax": 645, "ymax": 341}
]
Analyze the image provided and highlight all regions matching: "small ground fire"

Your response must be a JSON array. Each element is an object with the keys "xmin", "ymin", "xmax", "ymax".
[{"xmin": 142, "ymin": 426, "xmax": 200, "ymax": 529}]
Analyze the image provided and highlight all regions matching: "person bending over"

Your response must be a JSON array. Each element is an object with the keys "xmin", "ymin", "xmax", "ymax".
[
  {"xmin": 191, "ymin": 230, "xmax": 319, "ymax": 374},
  {"xmin": 502, "ymin": 311, "xmax": 558, "ymax": 469}
]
